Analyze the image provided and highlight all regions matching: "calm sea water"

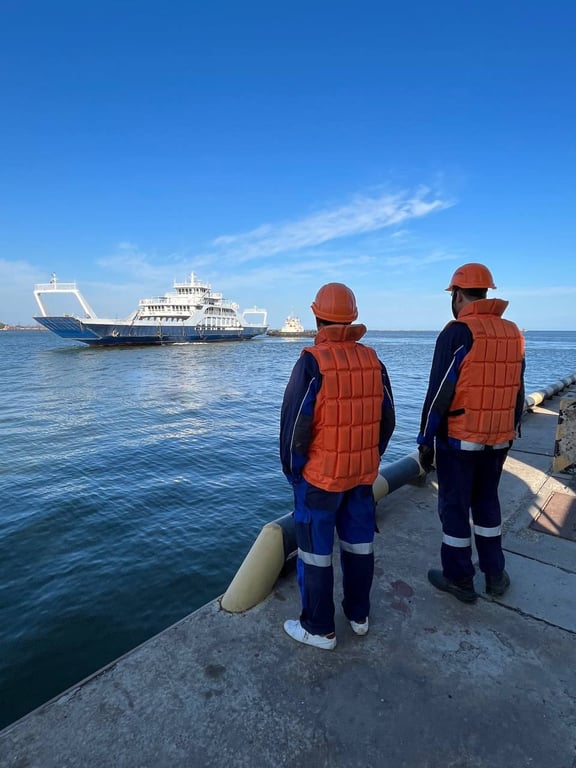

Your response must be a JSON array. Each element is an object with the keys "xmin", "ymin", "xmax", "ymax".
[{"xmin": 1, "ymin": 328, "xmax": 575, "ymax": 728}]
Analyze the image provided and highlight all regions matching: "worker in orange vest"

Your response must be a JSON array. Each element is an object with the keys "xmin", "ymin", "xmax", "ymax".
[
  {"xmin": 418, "ymin": 263, "xmax": 525, "ymax": 603},
  {"xmin": 280, "ymin": 283, "xmax": 395, "ymax": 649}
]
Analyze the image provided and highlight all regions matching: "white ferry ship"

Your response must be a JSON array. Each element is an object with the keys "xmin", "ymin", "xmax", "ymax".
[{"xmin": 33, "ymin": 273, "xmax": 268, "ymax": 346}]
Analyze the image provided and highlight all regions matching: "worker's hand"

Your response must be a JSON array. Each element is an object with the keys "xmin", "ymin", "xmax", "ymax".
[{"xmin": 418, "ymin": 444, "xmax": 435, "ymax": 473}]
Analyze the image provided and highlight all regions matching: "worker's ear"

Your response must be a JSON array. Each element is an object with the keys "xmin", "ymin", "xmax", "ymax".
[{"xmin": 451, "ymin": 289, "xmax": 462, "ymax": 319}]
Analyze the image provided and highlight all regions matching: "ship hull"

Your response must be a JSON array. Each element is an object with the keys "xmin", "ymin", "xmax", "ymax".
[
  {"xmin": 266, "ymin": 330, "xmax": 316, "ymax": 338},
  {"xmin": 34, "ymin": 316, "xmax": 268, "ymax": 346}
]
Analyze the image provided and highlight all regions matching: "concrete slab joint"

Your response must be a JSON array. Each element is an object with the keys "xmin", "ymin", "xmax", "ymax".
[{"xmin": 530, "ymin": 492, "xmax": 576, "ymax": 541}]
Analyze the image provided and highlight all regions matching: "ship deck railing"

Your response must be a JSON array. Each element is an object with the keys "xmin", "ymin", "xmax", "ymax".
[{"xmin": 34, "ymin": 282, "xmax": 80, "ymax": 292}]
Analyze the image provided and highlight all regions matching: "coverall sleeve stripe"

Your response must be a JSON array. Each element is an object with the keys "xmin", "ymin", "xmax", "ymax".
[
  {"xmin": 421, "ymin": 345, "xmax": 464, "ymax": 438},
  {"xmin": 289, "ymin": 377, "xmax": 316, "ymax": 476}
]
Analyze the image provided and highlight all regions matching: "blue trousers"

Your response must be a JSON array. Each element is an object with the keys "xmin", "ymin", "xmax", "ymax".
[
  {"xmin": 435, "ymin": 446, "xmax": 507, "ymax": 582},
  {"xmin": 292, "ymin": 480, "xmax": 375, "ymax": 635}
]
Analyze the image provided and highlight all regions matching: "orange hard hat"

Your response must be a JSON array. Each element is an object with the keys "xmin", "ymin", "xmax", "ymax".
[
  {"xmin": 445, "ymin": 263, "xmax": 497, "ymax": 291},
  {"xmin": 311, "ymin": 282, "xmax": 358, "ymax": 323}
]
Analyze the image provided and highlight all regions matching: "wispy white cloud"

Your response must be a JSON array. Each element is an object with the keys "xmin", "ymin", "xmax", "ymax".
[
  {"xmin": 380, "ymin": 249, "xmax": 462, "ymax": 270},
  {"xmin": 97, "ymin": 243, "xmax": 175, "ymax": 280},
  {"xmin": 209, "ymin": 186, "xmax": 454, "ymax": 264},
  {"xmin": 0, "ymin": 258, "xmax": 38, "ymax": 285},
  {"xmin": 2, "ymin": 185, "xmax": 458, "ymax": 323},
  {"xmin": 505, "ymin": 285, "xmax": 576, "ymax": 297},
  {"xmin": 89, "ymin": 186, "xmax": 457, "ymax": 299},
  {"xmin": 390, "ymin": 229, "xmax": 411, "ymax": 240},
  {"xmin": 0, "ymin": 258, "xmax": 59, "ymax": 324}
]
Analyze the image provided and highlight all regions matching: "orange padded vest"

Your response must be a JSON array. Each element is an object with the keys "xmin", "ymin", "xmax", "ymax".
[
  {"xmin": 301, "ymin": 324, "xmax": 384, "ymax": 492},
  {"xmin": 448, "ymin": 299, "xmax": 524, "ymax": 445}
]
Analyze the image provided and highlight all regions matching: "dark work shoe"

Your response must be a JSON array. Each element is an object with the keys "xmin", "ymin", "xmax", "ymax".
[
  {"xmin": 485, "ymin": 570, "xmax": 511, "ymax": 597},
  {"xmin": 427, "ymin": 569, "xmax": 478, "ymax": 603}
]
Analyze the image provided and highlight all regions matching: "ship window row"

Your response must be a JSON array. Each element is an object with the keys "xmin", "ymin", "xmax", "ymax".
[
  {"xmin": 143, "ymin": 301, "xmax": 236, "ymax": 312},
  {"xmin": 145, "ymin": 316, "xmax": 240, "ymax": 326},
  {"xmin": 145, "ymin": 305, "xmax": 207, "ymax": 312}
]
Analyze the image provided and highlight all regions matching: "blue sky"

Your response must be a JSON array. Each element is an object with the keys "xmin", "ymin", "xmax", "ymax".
[{"xmin": 1, "ymin": 0, "xmax": 575, "ymax": 329}]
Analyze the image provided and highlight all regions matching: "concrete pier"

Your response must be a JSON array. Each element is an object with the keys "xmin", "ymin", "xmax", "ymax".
[{"xmin": 1, "ymin": 385, "xmax": 575, "ymax": 768}]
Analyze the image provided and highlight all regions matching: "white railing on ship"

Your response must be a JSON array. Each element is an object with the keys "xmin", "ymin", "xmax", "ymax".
[
  {"xmin": 34, "ymin": 282, "xmax": 79, "ymax": 291},
  {"xmin": 139, "ymin": 298, "xmax": 238, "ymax": 309}
]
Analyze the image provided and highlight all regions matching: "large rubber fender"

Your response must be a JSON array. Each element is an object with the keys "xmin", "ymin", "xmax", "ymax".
[
  {"xmin": 221, "ymin": 452, "xmax": 425, "ymax": 613},
  {"xmin": 524, "ymin": 373, "xmax": 576, "ymax": 410},
  {"xmin": 220, "ymin": 523, "xmax": 286, "ymax": 613},
  {"xmin": 373, "ymin": 450, "xmax": 423, "ymax": 502}
]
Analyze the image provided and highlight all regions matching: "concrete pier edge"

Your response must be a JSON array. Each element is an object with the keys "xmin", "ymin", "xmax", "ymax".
[{"xmin": 1, "ymin": 375, "xmax": 575, "ymax": 768}]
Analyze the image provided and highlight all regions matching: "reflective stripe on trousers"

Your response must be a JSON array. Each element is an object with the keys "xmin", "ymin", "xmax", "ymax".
[
  {"xmin": 442, "ymin": 524, "xmax": 502, "ymax": 548},
  {"xmin": 293, "ymin": 480, "xmax": 375, "ymax": 635},
  {"xmin": 435, "ymin": 446, "xmax": 507, "ymax": 582},
  {"xmin": 460, "ymin": 440, "xmax": 510, "ymax": 451}
]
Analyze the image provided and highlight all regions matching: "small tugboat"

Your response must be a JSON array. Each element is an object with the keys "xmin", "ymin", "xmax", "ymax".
[
  {"xmin": 33, "ymin": 273, "xmax": 268, "ymax": 346},
  {"xmin": 267, "ymin": 312, "xmax": 316, "ymax": 338}
]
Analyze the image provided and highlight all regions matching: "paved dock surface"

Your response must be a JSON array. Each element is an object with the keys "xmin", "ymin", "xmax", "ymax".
[{"xmin": 1, "ymin": 388, "xmax": 575, "ymax": 768}]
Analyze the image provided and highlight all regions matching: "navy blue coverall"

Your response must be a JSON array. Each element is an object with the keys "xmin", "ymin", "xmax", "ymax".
[{"xmin": 418, "ymin": 322, "xmax": 525, "ymax": 582}]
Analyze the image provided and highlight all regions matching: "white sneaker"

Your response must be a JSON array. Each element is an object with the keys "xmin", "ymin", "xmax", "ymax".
[
  {"xmin": 283, "ymin": 620, "xmax": 337, "ymax": 650},
  {"xmin": 350, "ymin": 618, "xmax": 369, "ymax": 636}
]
